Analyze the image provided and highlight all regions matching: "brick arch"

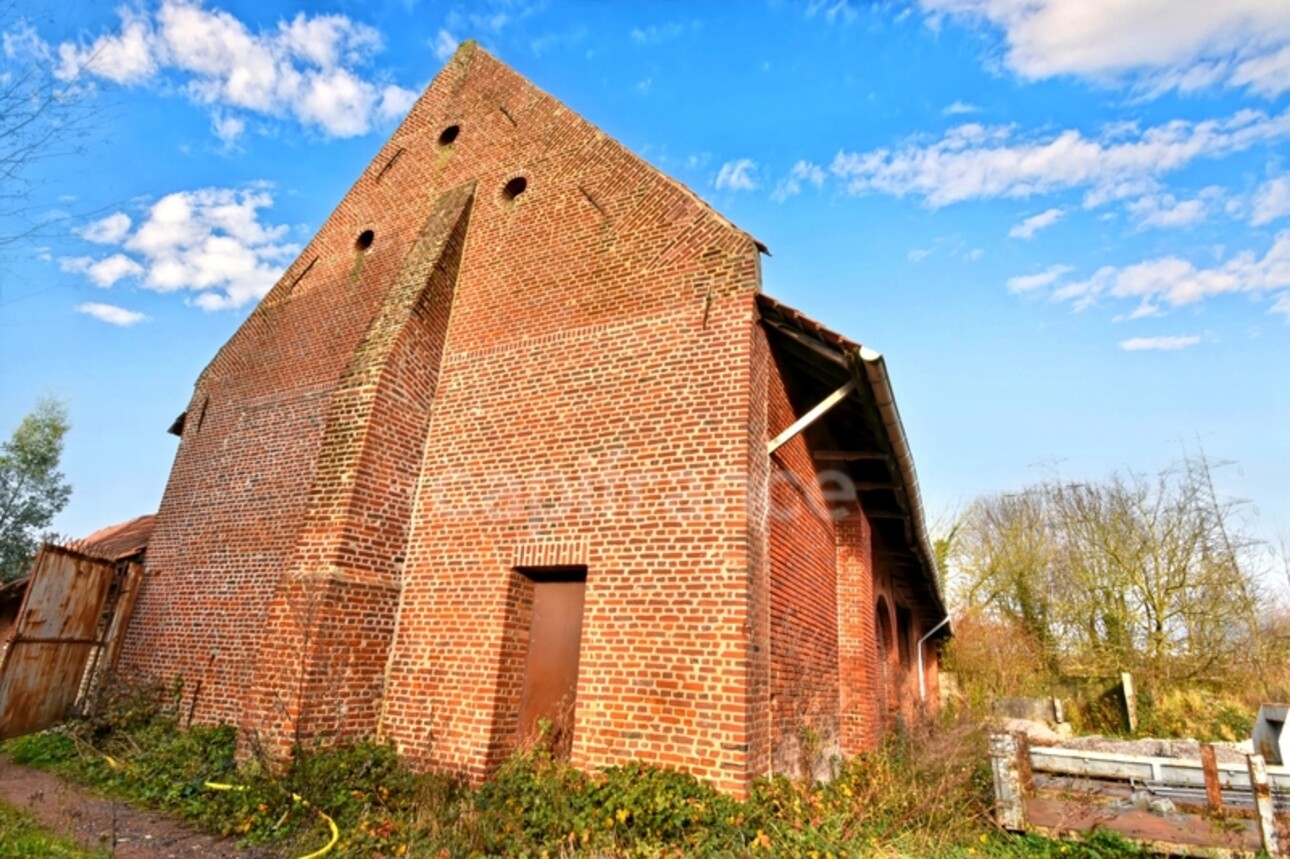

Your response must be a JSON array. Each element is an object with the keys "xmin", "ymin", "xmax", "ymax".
[{"xmin": 875, "ymin": 595, "xmax": 895, "ymax": 726}]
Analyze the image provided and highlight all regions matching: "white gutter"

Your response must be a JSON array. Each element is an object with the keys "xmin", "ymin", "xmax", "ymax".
[{"xmin": 857, "ymin": 346, "xmax": 948, "ymax": 623}]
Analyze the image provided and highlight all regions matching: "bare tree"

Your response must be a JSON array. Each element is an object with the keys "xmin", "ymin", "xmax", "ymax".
[
  {"xmin": 949, "ymin": 488, "xmax": 1061, "ymax": 673},
  {"xmin": 948, "ymin": 453, "xmax": 1266, "ymax": 686},
  {"xmin": 0, "ymin": 2, "xmax": 98, "ymax": 250}
]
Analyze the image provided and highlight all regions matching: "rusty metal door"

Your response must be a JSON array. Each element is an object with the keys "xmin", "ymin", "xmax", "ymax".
[
  {"xmin": 517, "ymin": 572, "xmax": 586, "ymax": 758},
  {"xmin": 0, "ymin": 545, "xmax": 118, "ymax": 739}
]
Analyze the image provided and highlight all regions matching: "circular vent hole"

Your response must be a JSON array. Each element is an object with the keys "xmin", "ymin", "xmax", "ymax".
[
  {"xmin": 502, "ymin": 176, "xmax": 528, "ymax": 201},
  {"xmin": 438, "ymin": 124, "xmax": 460, "ymax": 146},
  {"xmin": 355, "ymin": 229, "xmax": 375, "ymax": 252}
]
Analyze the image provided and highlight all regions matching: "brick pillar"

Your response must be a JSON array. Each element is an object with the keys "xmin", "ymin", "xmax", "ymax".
[
  {"xmin": 240, "ymin": 186, "xmax": 473, "ymax": 757},
  {"xmin": 742, "ymin": 322, "xmax": 773, "ymax": 783},
  {"xmin": 837, "ymin": 504, "xmax": 874, "ymax": 755}
]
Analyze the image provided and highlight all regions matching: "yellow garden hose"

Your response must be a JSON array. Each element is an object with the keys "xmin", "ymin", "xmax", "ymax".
[
  {"xmin": 87, "ymin": 746, "xmax": 338, "ymax": 859},
  {"xmin": 205, "ymin": 781, "xmax": 340, "ymax": 859}
]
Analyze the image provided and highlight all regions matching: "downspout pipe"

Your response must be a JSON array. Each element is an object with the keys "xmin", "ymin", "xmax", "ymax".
[{"xmin": 917, "ymin": 615, "xmax": 952, "ymax": 701}]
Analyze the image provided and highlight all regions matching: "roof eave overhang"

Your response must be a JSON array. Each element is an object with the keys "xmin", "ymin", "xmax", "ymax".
[{"xmin": 757, "ymin": 294, "xmax": 950, "ymax": 631}]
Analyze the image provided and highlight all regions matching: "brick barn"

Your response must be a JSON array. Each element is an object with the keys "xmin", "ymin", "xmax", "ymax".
[{"xmin": 116, "ymin": 43, "xmax": 949, "ymax": 795}]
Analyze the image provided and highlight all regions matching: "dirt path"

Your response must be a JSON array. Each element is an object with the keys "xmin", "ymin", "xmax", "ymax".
[{"xmin": 0, "ymin": 758, "xmax": 275, "ymax": 858}]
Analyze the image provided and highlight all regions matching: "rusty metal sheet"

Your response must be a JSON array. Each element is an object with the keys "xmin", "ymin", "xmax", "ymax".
[
  {"xmin": 80, "ymin": 561, "xmax": 145, "ymax": 705},
  {"xmin": 0, "ymin": 546, "xmax": 116, "ymax": 739}
]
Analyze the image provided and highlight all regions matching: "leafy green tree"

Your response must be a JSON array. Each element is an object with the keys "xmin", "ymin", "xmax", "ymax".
[{"xmin": 0, "ymin": 398, "xmax": 71, "ymax": 580}]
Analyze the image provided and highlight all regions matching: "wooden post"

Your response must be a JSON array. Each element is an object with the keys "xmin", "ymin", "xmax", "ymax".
[
  {"xmin": 1120, "ymin": 672, "xmax": 1138, "ymax": 734},
  {"xmin": 1248, "ymin": 754, "xmax": 1280, "ymax": 857},
  {"xmin": 1200, "ymin": 743, "xmax": 1223, "ymax": 812},
  {"xmin": 989, "ymin": 733, "xmax": 1027, "ymax": 831}
]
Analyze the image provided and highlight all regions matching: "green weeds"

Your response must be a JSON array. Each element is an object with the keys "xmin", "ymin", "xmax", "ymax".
[
  {"xmin": 0, "ymin": 800, "xmax": 108, "ymax": 859},
  {"xmin": 3, "ymin": 679, "xmax": 1119, "ymax": 858}
]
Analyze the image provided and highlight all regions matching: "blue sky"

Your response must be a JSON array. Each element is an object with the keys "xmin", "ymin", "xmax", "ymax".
[{"xmin": 2, "ymin": 0, "xmax": 1287, "ymax": 561}]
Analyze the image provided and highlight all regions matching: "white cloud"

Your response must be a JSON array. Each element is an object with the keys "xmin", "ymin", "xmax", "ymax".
[
  {"xmin": 807, "ymin": 1, "xmax": 860, "ymax": 25},
  {"xmin": 942, "ymin": 100, "xmax": 979, "ymax": 115},
  {"xmin": 1009, "ymin": 207, "xmax": 1064, "ymax": 239},
  {"xmin": 293, "ymin": 68, "xmax": 384, "ymax": 137},
  {"xmin": 908, "ymin": 247, "xmax": 933, "ymax": 263},
  {"xmin": 1272, "ymin": 292, "xmax": 1290, "ymax": 318},
  {"xmin": 630, "ymin": 23, "xmax": 687, "ymax": 46},
  {"xmin": 635, "ymin": 78, "xmax": 652, "ymax": 96},
  {"xmin": 130, "ymin": 187, "xmax": 298, "ymax": 309},
  {"xmin": 59, "ymin": 253, "xmax": 145, "ymax": 287},
  {"xmin": 715, "ymin": 158, "xmax": 759, "ymax": 192},
  {"xmin": 77, "ymin": 302, "xmax": 148, "ymax": 326},
  {"xmin": 1125, "ymin": 189, "xmax": 1220, "ymax": 229},
  {"xmin": 920, "ymin": 0, "xmax": 1290, "ymax": 98},
  {"xmin": 76, "ymin": 213, "xmax": 133, "ymax": 244},
  {"xmin": 1119, "ymin": 335, "xmax": 1201, "ymax": 352},
  {"xmin": 62, "ymin": 187, "xmax": 297, "ymax": 310},
  {"xmin": 211, "ymin": 110, "xmax": 245, "ymax": 145},
  {"xmin": 52, "ymin": 1, "xmax": 416, "ymax": 139},
  {"xmin": 1252, "ymin": 176, "xmax": 1290, "ymax": 226},
  {"xmin": 443, "ymin": 3, "xmax": 528, "ymax": 37},
  {"xmin": 1006, "ymin": 263, "xmax": 1073, "ymax": 294},
  {"xmin": 1048, "ymin": 231, "xmax": 1290, "ymax": 318},
  {"xmin": 830, "ymin": 108, "xmax": 1290, "ymax": 208},
  {"xmin": 55, "ymin": 12, "xmax": 158, "ymax": 84},
  {"xmin": 771, "ymin": 161, "xmax": 827, "ymax": 202},
  {"xmin": 431, "ymin": 29, "xmax": 458, "ymax": 62},
  {"xmin": 4, "ymin": 22, "xmax": 53, "ymax": 65},
  {"xmin": 376, "ymin": 84, "xmax": 417, "ymax": 121}
]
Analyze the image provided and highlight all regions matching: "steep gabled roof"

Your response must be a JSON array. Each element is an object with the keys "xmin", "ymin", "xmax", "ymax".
[{"xmin": 194, "ymin": 42, "xmax": 767, "ymax": 391}]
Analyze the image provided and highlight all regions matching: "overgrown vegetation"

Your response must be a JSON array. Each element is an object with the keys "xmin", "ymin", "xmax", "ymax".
[
  {"xmin": 1, "ymin": 677, "xmax": 1140, "ymax": 858},
  {"xmin": 941, "ymin": 452, "xmax": 1287, "ymax": 740},
  {"xmin": 0, "ymin": 800, "xmax": 107, "ymax": 859}
]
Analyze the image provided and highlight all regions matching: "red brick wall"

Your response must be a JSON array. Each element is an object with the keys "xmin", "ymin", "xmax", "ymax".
[
  {"xmin": 380, "ymin": 294, "xmax": 759, "ymax": 792},
  {"xmin": 120, "ymin": 44, "xmax": 768, "ymax": 793},
  {"xmin": 765, "ymin": 351, "xmax": 841, "ymax": 779},
  {"xmin": 744, "ymin": 328, "xmax": 773, "ymax": 778},
  {"xmin": 116, "ymin": 55, "xmax": 479, "ymax": 725},
  {"xmin": 868, "ymin": 528, "xmax": 938, "ymax": 727},
  {"xmin": 238, "ymin": 184, "xmax": 473, "ymax": 754},
  {"xmin": 837, "ymin": 504, "xmax": 877, "ymax": 753},
  {"xmin": 119, "ymin": 42, "xmax": 939, "ymax": 795}
]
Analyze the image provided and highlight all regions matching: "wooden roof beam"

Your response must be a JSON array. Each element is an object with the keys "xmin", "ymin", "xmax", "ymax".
[{"xmin": 767, "ymin": 377, "xmax": 857, "ymax": 455}]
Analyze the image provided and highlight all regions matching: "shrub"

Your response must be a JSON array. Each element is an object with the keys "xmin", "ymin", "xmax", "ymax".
[{"xmin": 1137, "ymin": 687, "xmax": 1255, "ymax": 742}]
